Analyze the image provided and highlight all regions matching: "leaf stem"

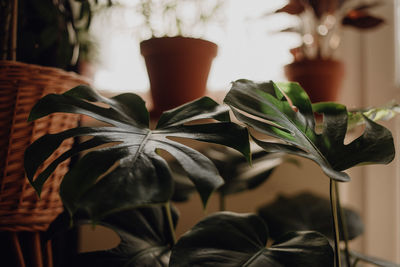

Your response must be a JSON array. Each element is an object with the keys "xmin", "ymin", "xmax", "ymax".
[
  {"xmin": 164, "ymin": 202, "xmax": 177, "ymax": 246},
  {"xmin": 330, "ymin": 179, "xmax": 341, "ymax": 267},
  {"xmin": 335, "ymin": 184, "xmax": 351, "ymax": 267}
]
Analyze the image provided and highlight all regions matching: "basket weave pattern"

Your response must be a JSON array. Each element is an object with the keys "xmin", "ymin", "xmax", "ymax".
[{"xmin": 0, "ymin": 61, "xmax": 88, "ymax": 231}]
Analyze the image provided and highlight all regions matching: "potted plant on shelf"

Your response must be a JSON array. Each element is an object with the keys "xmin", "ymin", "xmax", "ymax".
[
  {"xmin": 268, "ymin": 0, "xmax": 384, "ymax": 102},
  {"xmin": 24, "ymin": 79, "xmax": 400, "ymax": 266},
  {"xmin": 136, "ymin": 0, "xmax": 224, "ymax": 117}
]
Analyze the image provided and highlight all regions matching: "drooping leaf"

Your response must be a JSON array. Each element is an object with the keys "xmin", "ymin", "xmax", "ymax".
[
  {"xmin": 24, "ymin": 85, "xmax": 250, "ymax": 220},
  {"xmin": 258, "ymin": 192, "xmax": 364, "ymax": 241},
  {"xmin": 224, "ymin": 80, "xmax": 395, "ymax": 182},
  {"xmin": 170, "ymin": 211, "xmax": 333, "ymax": 267},
  {"xmin": 204, "ymin": 145, "xmax": 285, "ymax": 196},
  {"xmin": 171, "ymin": 144, "xmax": 287, "ymax": 201}
]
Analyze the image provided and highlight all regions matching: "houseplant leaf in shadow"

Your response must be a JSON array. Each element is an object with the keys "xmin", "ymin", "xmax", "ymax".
[
  {"xmin": 47, "ymin": 206, "xmax": 178, "ymax": 267},
  {"xmin": 224, "ymin": 79, "xmax": 395, "ymax": 182},
  {"xmin": 257, "ymin": 192, "xmax": 364, "ymax": 241},
  {"xmin": 24, "ymin": 85, "xmax": 250, "ymax": 221},
  {"xmin": 169, "ymin": 211, "xmax": 334, "ymax": 267},
  {"xmin": 170, "ymin": 145, "xmax": 287, "ymax": 203}
]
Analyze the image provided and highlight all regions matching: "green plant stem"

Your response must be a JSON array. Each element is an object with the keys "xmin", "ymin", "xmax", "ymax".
[
  {"xmin": 219, "ymin": 193, "xmax": 226, "ymax": 211},
  {"xmin": 164, "ymin": 202, "xmax": 177, "ymax": 246},
  {"xmin": 335, "ymin": 184, "xmax": 351, "ymax": 267},
  {"xmin": 330, "ymin": 179, "xmax": 341, "ymax": 267}
]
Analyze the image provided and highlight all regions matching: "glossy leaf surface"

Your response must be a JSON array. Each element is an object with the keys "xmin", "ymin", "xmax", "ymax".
[
  {"xmin": 24, "ymin": 85, "xmax": 250, "ymax": 220},
  {"xmin": 170, "ymin": 212, "xmax": 334, "ymax": 267},
  {"xmin": 258, "ymin": 192, "xmax": 364, "ymax": 241},
  {"xmin": 224, "ymin": 80, "xmax": 395, "ymax": 182}
]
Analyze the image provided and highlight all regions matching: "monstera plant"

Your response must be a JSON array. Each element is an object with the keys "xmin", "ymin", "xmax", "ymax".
[{"xmin": 24, "ymin": 80, "xmax": 398, "ymax": 267}]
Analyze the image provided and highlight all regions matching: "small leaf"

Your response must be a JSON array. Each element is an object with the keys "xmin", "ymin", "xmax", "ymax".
[
  {"xmin": 347, "ymin": 101, "xmax": 400, "ymax": 129},
  {"xmin": 170, "ymin": 212, "xmax": 333, "ymax": 267}
]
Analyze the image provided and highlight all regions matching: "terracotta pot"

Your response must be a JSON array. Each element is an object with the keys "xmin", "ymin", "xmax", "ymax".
[
  {"xmin": 140, "ymin": 36, "xmax": 218, "ymax": 117},
  {"xmin": 284, "ymin": 59, "xmax": 345, "ymax": 103}
]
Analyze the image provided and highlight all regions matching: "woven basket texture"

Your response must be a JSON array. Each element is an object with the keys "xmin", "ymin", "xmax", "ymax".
[{"xmin": 0, "ymin": 60, "xmax": 88, "ymax": 231}]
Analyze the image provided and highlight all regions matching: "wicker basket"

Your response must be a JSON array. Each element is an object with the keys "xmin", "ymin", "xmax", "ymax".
[{"xmin": 0, "ymin": 60, "xmax": 88, "ymax": 231}]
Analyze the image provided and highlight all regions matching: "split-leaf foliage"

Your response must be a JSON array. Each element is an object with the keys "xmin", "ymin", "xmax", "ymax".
[{"xmin": 24, "ymin": 80, "xmax": 398, "ymax": 266}]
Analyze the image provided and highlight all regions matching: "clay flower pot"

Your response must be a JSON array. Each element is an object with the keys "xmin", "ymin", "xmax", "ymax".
[
  {"xmin": 284, "ymin": 59, "xmax": 345, "ymax": 103},
  {"xmin": 140, "ymin": 36, "xmax": 218, "ymax": 117}
]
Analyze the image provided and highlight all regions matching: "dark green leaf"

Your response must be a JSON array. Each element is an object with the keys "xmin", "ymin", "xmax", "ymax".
[
  {"xmin": 170, "ymin": 212, "xmax": 333, "ymax": 267},
  {"xmin": 171, "ymin": 145, "xmax": 285, "ymax": 201},
  {"xmin": 204, "ymin": 145, "xmax": 284, "ymax": 196},
  {"xmin": 224, "ymin": 80, "xmax": 395, "ymax": 182},
  {"xmin": 258, "ymin": 192, "xmax": 364, "ymax": 241},
  {"xmin": 25, "ymin": 85, "xmax": 250, "ymax": 220}
]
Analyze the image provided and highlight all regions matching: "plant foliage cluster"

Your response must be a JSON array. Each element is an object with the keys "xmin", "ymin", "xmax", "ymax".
[{"xmin": 25, "ymin": 80, "xmax": 398, "ymax": 266}]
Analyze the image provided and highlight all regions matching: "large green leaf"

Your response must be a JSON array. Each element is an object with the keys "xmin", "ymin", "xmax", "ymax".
[
  {"xmin": 258, "ymin": 192, "xmax": 364, "ymax": 241},
  {"xmin": 169, "ymin": 212, "xmax": 333, "ymax": 267},
  {"xmin": 24, "ymin": 85, "xmax": 250, "ymax": 220},
  {"xmin": 224, "ymin": 79, "xmax": 395, "ymax": 182}
]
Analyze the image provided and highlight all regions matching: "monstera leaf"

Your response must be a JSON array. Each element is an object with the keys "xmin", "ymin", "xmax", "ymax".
[
  {"xmin": 24, "ymin": 85, "xmax": 250, "ymax": 220},
  {"xmin": 170, "ymin": 212, "xmax": 333, "ymax": 267},
  {"xmin": 258, "ymin": 192, "xmax": 364, "ymax": 241},
  {"xmin": 224, "ymin": 80, "xmax": 395, "ymax": 182}
]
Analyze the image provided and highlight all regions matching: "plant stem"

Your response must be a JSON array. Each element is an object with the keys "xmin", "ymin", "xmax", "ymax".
[
  {"xmin": 219, "ymin": 193, "xmax": 226, "ymax": 211},
  {"xmin": 164, "ymin": 202, "xmax": 177, "ymax": 246},
  {"xmin": 335, "ymin": 184, "xmax": 351, "ymax": 267},
  {"xmin": 330, "ymin": 179, "xmax": 341, "ymax": 267}
]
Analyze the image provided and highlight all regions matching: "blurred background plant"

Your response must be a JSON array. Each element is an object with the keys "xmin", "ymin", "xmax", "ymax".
[
  {"xmin": 267, "ymin": 0, "xmax": 385, "ymax": 61},
  {"xmin": 135, "ymin": 0, "xmax": 225, "ymax": 40},
  {"xmin": 0, "ymin": 0, "xmax": 112, "ymax": 70}
]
